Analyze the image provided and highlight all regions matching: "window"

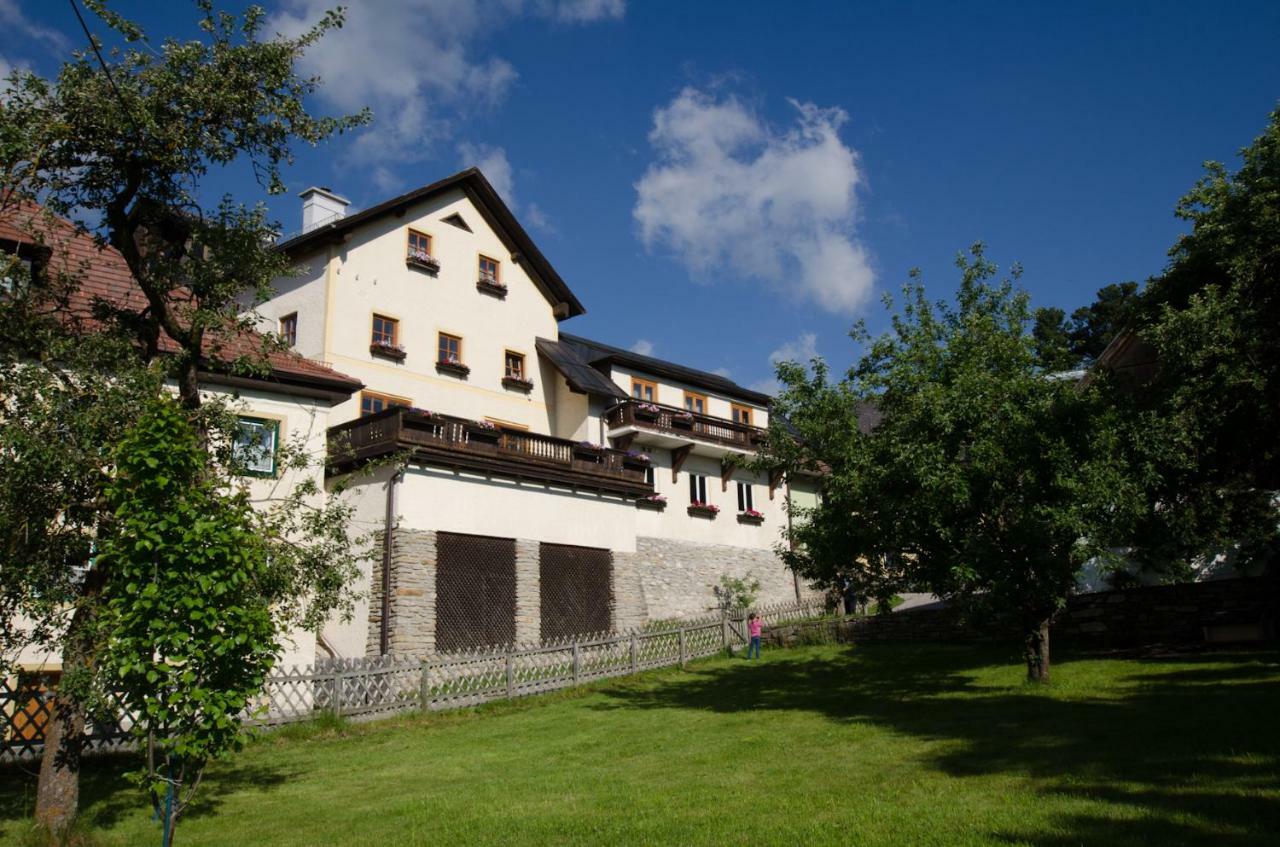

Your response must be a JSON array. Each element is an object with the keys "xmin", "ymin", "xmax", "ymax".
[
  {"xmin": 407, "ymin": 229, "xmax": 432, "ymax": 257},
  {"xmin": 737, "ymin": 482, "xmax": 754, "ymax": 513},
  {"xmin": 684, "ymin": 392, "xmax": 707, "ymax": 415},
  {"xmin": 505, "ymin": 350, "xmax": 525, "ymax": 380},
  {"xmin": 371, "ymin": 314, "xmax": 398, "ymax": 347},
  {"xmin": 479, "ymin": 255, "xmax": 500, "ymax": 283},
  {"xmin": 731, "ymin": 404, "xmax": 753, "ymax": 426},
  {"xmin": 360, "ymin": 391, "xmax": 409, "ymax": 417},
  {"xmin": 279, "ymin": 313, "xmax": 298, "ymax": 347},
  {"xmin": 632, "ymin": 378, "xmax": 657, "ymax": 402},
  {"xmin": 438, "ymin": 332, "xmax": 462, "ymax": 364},
  {"xmin": 688, "ymin": 473, "xmax": 707, "ymax": 505},
  {"xmin": 644, "ymin": 464, "xmax": 655, "ymax": 487},
  {"xmin": 233, "ymin": 417, "xmax": 280, "ymax": 477}
]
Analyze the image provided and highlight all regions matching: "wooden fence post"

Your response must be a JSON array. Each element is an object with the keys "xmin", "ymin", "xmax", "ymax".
[
  {"xmin": 332, "ymin": 670, "xmax": 344, "ymax": 716},
  {"xmin": 630, "ymin": 633, "xmax": 639, "ymax": 673},
  {"xmin": 678, "ymin": 629, "xmax": 686, "ymax": 667},
  {"xmin": 572, "ymin": 644, "xmax": 581, "ymax": 686},
  {"xmin": 505, "ymin": 651, "xmax": 514, "ymax": 700},
  {"xmin": 419, "ymin": 661, "xmax": 430, "ymax": 710},
  {"xmin": 722, "ymin": 616, "xmax": 730, "ymax": 649}
]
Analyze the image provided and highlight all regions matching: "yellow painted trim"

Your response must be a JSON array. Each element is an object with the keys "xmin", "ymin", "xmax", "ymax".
[{"xmin": 321, "ymin": 245, "xmax": 338, "ymax": 363}]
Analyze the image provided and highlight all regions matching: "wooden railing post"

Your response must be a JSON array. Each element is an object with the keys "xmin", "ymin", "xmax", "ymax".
[{"xmin": 572, "ymin": 644, "xmax": 581, "ymax": 685}]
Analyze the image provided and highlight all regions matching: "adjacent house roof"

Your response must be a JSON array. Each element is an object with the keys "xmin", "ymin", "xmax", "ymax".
[
  {"xmin": 535, "ymin": 337, "xmax": 628, "ymax": 399},
  {"xmin": 557, "ymin": 333, "xmax": 772, "ymax": 406},
  {"xmin": 0, "ymin": 204, "xmax": 363, "ymax": 404},
  {"xmin": 276, "ymin": 168, "xmax": 587, "ymax": 320}
]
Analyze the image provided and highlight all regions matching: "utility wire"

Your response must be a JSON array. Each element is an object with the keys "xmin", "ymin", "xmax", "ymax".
[{"xmin": 67, "ymin": 0, "xmax": 148, "ymax": 141}]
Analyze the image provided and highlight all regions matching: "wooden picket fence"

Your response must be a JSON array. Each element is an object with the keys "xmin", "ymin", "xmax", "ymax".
[{"xmin": 0, "ymin": 599, "xmax": 827, "ymax": 762}]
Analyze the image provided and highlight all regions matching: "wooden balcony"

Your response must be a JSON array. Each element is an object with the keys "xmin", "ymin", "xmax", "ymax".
[
  {"xmin": 328, "ymin": 408, "xmax": 653, "ymax": 498},
  {"xmin": 604, "ymin": 400, "xmax": 763, "ymax": 452}
]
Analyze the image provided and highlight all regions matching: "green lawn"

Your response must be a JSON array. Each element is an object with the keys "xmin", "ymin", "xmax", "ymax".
[{"xmin": 3, "ymin": 643, "xmax": 1278, "ymax": 846}]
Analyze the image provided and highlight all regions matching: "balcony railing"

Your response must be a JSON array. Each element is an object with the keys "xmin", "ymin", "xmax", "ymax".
[
  {"xmin": 327, "ymin": 408, "xmax": 653, "ymax": 497},
  {"xmin": 604, "ymin": 400, "xmax": 763, "ymax": 451}
]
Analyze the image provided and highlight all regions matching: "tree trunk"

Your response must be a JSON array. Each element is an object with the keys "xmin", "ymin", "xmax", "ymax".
[
  {"xmin": 33, "ymin": 675, "xmax": 87, "ymax": 834},
  {"xmin": 1023, "ymin": 618, "xmax": 1051, "ymax": 683}
]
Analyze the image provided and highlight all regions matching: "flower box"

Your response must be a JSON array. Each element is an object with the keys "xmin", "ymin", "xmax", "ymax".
[
  {"xmin": 436, "ymin": 359, "xmax": 470, "ymax": 378},
  {"xmin": 622, "ymin": 450, "xmax": 652, "ymax": 469},
  {"xmin": 636, "ymin": 496, "xmax": 667, "ymax": 511},
  {"xmin": 476, "ymin": 278, "xmax": 508, "ymax": 298},
  {"xmin": 406, "ymin": 250, "xmax": 440, "ymax": 274},
  {"xmin": 633, "ymin": 403, "xmax": 660, "ymax": 421},
  {"xmin": 687, "ymin": 503, "xmax": 719, "ymax": 519},
  {"xmin": 737, "ymin": 511, "xmax": 765, "ymax": 525},
  {"xmin": 671, "ymin": 412, "xmax": 695, "ymax": 428},
  {"xmin": 574, "ymin": 441, "xmax": 605, "ymax": 461},
  {"xmin": 466, "ymin": 420, "xmax": 500, "ymax": 445},
  {"xmin": 502, "ymin": 376, "xmax": 534, "ymax": 392},
  {"xmin": 369, "ymin": 342, "xmax": 406, "ymax": 362}
]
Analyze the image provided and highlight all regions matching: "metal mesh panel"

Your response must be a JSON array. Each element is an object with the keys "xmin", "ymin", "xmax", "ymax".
[
  {"xmin": 539, "ymin": 542, "xmax": 612, "ymax": 642},
  {"xmin": 436, "ymin": 531, "xmax": 517, "ymax": 652}
]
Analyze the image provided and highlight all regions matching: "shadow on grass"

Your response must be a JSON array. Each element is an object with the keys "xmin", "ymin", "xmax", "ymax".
[
  {"xmin": 0, "ymin": 749, "xmax": 298, "ymax": 840},
  {"xmin": 596, "ymin": 643, "xmax": 1280, "ymax": 846}
]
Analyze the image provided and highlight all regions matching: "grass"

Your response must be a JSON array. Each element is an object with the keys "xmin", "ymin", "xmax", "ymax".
[{"xmin": 2, "ymin": 642, "xmax": 1277, "ymax": 846}]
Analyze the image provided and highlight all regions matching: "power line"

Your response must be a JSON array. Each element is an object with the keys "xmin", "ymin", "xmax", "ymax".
[{"xmin": 67, "ymin": 0, "xmax": 147, "ymax": 141}]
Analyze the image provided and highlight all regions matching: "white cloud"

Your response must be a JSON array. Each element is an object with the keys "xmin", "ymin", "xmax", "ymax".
[
  {"xmin": 750, "ymin": 332, "xmax": 820, "ymax": 395},
  {"xmin": 541, "ymin": 0, "xmax": 626, "ymax": 22},
  {"xmin": 458, "ymin": 141, "xmax": 516, "ymax": 205},
  {"xmin": 0, "ymin": 1, "xmax": 70, "ymax": 55},
  {"xmin": 630, "ymin": 338, "xmax": 654, "ymax": 356},
  {"xmin": 634, "ymin": 87, "xmax": 874, "ymax": 314},
  {"xmin": 269, "ymin": 1, "xmax": 622, "ymax": 171},
  {"xmin": 769, "ymin": 332, "xmax": 819, "ymax": 367},
  {"xmin": 711, "ymin": 366, "xmax": 732, "ymax": 378}
]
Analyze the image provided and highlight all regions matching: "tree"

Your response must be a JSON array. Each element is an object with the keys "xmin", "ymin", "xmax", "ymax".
[
  {"xmin": 1031, "ymin": 281, "xmax": 1142, "ymax": 371},
  {"xmin": 760, "ymin": 247, "xmax": 1134, "ymax": 682},
  {"xmin": 0, "ymin": 2, "xmax": 370, "ymax": 835},
  {"xmin": 1105, "ymin": 106, "xmax": 1280, "ymax": 577}
]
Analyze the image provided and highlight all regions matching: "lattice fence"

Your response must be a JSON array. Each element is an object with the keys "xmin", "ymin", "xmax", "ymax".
[{"xmin": 2, "ymin": 598, "xmax": 827, "ymax": 762}]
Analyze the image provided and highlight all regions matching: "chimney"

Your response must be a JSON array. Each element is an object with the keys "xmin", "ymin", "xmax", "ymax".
[{"xmin": 300, "ymin": 186, "xmax": 349, "ymax": 232}]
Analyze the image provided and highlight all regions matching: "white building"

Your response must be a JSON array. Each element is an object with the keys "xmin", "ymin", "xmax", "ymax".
[{"xmin": 253, "ymin": 170, "xmax": 823, "ymax": 659}]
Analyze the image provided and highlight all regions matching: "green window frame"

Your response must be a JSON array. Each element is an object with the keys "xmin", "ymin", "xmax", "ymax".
[{"xmin": 234, "ymin": 416, "xmax": 280, "ymax": 477}]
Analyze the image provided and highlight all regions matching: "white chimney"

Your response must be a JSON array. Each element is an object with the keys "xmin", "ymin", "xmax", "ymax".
[{"xmin": 300, "ymin": 186, "xmax": 349, "ymax": 232}]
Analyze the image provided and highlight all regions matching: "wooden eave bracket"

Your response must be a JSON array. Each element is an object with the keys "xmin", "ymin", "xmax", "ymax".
[
  {"xmin": 671, "ymin": 445, "xmax": 693, "ymax": 482},
  {"xmin": 768, "ymin": 468, "xmax": 785, "ymax": 500},
  {"xmin": 720, "ymin": 458, "xmax": 736, "ymax": 492},
  {"xmin": 612, "ymin": 432, "xmax": 637, "ymax": 452}
]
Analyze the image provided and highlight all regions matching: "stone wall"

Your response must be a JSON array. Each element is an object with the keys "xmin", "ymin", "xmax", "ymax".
[
  {"xmin": 366, "ymin": 528, "xmax": 438, "ymax": 656},
  {"xmin": 762, "ymin": 576, "xmax": 1280, "ymax": 649},
  {"xmin": 633, "ymin": 535, "xmax": 815, "ymax": 621}
]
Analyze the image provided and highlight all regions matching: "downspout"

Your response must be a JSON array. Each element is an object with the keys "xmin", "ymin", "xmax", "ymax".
[
  {"xmin": 786, "ymin": 475, "xmax": 801, "ymax": 602},
  {"xmin": 379, "ymin": 468, "xmax": 400, "ymax": 656}
]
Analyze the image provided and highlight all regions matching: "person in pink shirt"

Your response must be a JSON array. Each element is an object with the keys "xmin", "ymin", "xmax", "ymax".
[{"xmin": 746, "ymin": 612, "xmax": 763, "ymax": 659}]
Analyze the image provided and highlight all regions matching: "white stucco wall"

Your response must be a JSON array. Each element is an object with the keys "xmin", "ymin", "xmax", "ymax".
[{"xmin": 635, "ymin": 450, "xmax": 787, "ymax": 549}]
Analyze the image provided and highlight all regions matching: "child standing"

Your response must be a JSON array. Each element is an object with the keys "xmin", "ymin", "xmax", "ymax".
[{"xmin": 746, "ymin": 612, "xmax": 763, "ymax": 659}]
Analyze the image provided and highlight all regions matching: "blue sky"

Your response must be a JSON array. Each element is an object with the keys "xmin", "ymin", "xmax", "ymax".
[{"xmin": 4, "ymin": 0, "xmax": 1278, "ymax": 392}]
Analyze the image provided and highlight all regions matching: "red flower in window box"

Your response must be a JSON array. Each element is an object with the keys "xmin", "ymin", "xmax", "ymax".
[{"xmin": 687, "ymin": 501, "xmax": 719, "ymax": 518}]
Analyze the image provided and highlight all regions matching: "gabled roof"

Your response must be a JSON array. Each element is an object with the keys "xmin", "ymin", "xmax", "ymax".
[
  {"xmin": 558, "ymin": 333, "xmax": 772, "ymax": 406},
  {"xmin": 0, "ymin": 204, "xmax": 363, "ymax": 404},
  {"xmin": 276, "ymin": 168, "xmax": 586, "ymax": 320}
]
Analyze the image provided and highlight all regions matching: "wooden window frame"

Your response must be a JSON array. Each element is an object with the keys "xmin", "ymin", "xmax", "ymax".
[
  {"xmin": 360, "ymin": 390, "xmax": 411, "ymax": 418},
  {"xmin": 731, "ymin": 403, "xmax": 753, "ymax": 426},
  {"xmin": 479, "ymin": 254, "xmax": 501, "ymax": 283},
  {"xmin": 632, "ymin": 378, "xmax": 658, "ymax": 402},
  {"xmin": 504, "ymin": 350, "xmax": 525, "ymax": 380},
  {"xmin": 407, "ymin": 228, "xmax": 432, "ymax": 256},
  {"xmin": 279, "ymin": 312, "xmax": 298, "ymax": 348},
  {"xmin": 233, "ymin": 415, "xmax": 281, "ymax": 478},
  {"xmin": 371, "ymin": 313, "xmax": 399, "ymax": 347},
  {"xmin": 683, "ymin": 391, "xmax": 708, "ymax": 415},
  {"xmin": 437, "ymin": 331, "xmax": 463, "ymax": 364}
]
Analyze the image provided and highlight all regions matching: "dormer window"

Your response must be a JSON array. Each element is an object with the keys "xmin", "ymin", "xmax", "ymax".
[
  {"xmin": 632, "ymin": 378, "xmax": 657, "ymax": 403},
  {"xmin": 731, "ymin": 404, "xmax": 753, "ymax": 426},
  {"xmin": 684, "ymin": 391, "xmax": 707, "ymax": 415}
]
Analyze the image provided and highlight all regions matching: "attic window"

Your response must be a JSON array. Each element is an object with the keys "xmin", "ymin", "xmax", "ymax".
[{"xmin": 442, "ymin": 213, "xmax": 472, "ymax": 232}]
